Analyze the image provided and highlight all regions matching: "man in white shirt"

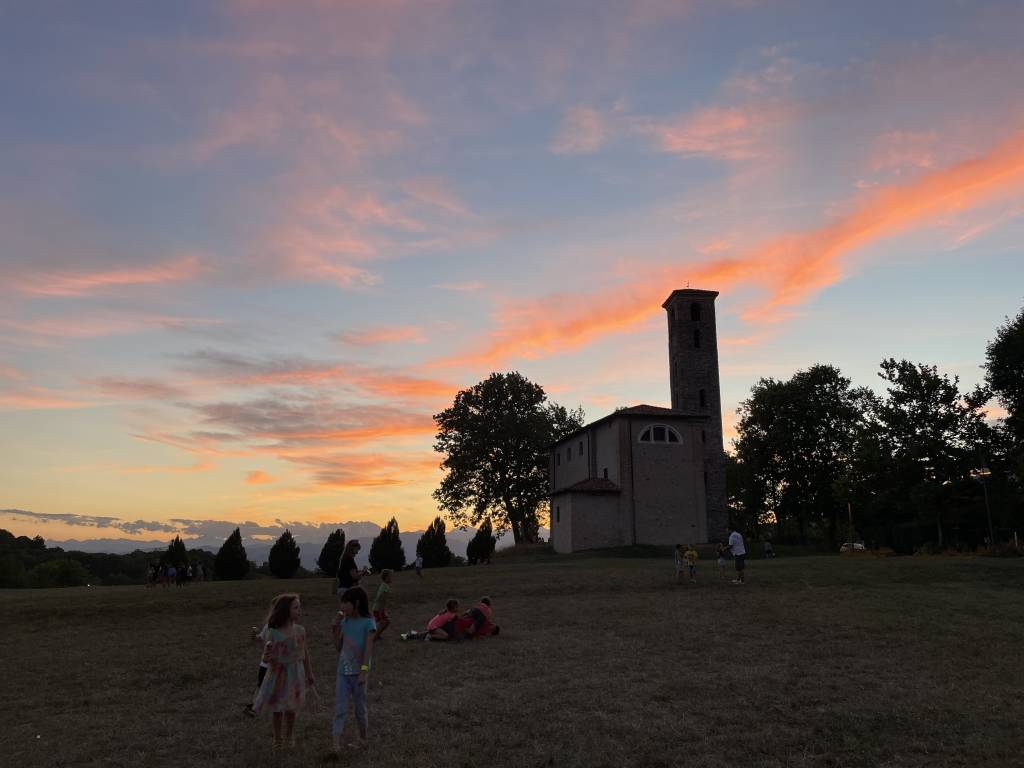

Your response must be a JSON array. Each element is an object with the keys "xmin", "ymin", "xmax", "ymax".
[{"xmin": 726, "ymin": 528, "xmax": 747, "ymax": 584}]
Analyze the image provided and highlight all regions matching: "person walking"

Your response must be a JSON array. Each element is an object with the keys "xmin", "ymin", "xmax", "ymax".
[{"xmin": 726, "ymin": 527, "xmax": 747, "ymax": 584}]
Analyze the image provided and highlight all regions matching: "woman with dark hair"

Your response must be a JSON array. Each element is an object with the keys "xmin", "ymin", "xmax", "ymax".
[{"xmin": 337, "ymin": 540, "xmax": 365, "ymax": 599}]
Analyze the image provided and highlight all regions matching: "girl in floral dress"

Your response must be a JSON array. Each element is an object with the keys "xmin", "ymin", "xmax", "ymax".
[{"xmin": 252, "ymin": 593, "xmax": 316, "ymax": 748}]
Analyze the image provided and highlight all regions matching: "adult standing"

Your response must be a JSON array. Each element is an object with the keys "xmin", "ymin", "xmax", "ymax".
[
  {"xmin": 414, "ymin": 554, "xmax": 423, "ymax": 578},
  {"xmin": 726, "ymin": 527, "xmax": 747, "ymax": 584},
  {"xmin": 336, "ymin": 540, "xmax": 364, "ymax": 599}
]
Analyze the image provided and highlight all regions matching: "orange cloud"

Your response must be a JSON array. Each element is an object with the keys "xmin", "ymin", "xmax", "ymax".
[
  {"xmin": 4, "ymin": 253, "xmax": 206, "ymax": 297},
  {"xmin": 92, "ymin": 377, "xmax": 188, "ymax": 400},
  {"xmin": 246, "ymin": 470, "xmax": 275, "ymax": 484},
  {"xmin": 441, "ymin": 128, "xmax": 1024, "ymax": 366},
  {"xmin": 0, "ymin": 390, "xmax": 87, "ymax": 411},
  {"xmin": 634, "ymin": 103, "xmax": 795, "ymax": 161}
]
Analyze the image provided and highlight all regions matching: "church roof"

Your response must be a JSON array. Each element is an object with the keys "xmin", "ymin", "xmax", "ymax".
[
  {"xmin": 550, "ymin": 477, "xmax": 621, "ymax": 496},
  {"xmin": 551, "ymin": 404, "xmax": 705, "ymax": 447}
]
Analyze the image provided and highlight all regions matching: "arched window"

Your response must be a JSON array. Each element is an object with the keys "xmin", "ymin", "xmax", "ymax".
[
  {"xmin": 690, "ymin": 302, "xmax": 701, "ymax": 321},
  {"xmin": 639, "ymin": 424, "xmax": 682, "ymax": 444},
  {"xmin": 699, "ymin": 389, "xmax": 707, "ymax": 408},
  {"xmin": 693, "ymin": 328, "xmax": 701, "ymax": 348}
]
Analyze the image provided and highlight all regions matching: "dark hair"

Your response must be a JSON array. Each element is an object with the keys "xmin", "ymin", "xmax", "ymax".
[
  {"xmin": 479, "ymin": 596, "xmax": 491, "ymax": 606},
  {"xmin": 445, "ymin": 598, "xmax": 459, "ymax": 612},
  {"xmin": 339, "ymin": 587, "xmax": 370, "ymax": 618},
  {"xmin": 342, "ymin": 539, "xmax": 360, "ymax": 557},
  {"xmin": 265, "ymin": 593, "xmax": 300, "ymax": 629}
]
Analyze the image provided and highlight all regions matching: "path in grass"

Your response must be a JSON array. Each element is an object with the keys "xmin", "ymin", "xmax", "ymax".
[{"xmin": 4, "ymin": 555, "xmax": 1023, "ymax": 767}]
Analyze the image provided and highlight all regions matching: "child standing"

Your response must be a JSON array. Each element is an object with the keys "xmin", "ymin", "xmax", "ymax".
[
  {"xmin": 251, "ymin": 593, "xmax": 315, "ymax": 748},
  {"xmin": 371, "ymin": 570, "xmax": 392, "ymax": 640},
  {"xmin": 674, "ymin": 544, "xmax": 686, "ymax": 584},
  {"xmin": 684, "ymin": 544, "xmax": 699, "ymax": 582},
  {"xmin": 332, "ymin": 587, "xmax": 376, "ymax": 752},
  {"xmin": 717, "ymin": 542, "xmax": 727, "ymax": 579}
]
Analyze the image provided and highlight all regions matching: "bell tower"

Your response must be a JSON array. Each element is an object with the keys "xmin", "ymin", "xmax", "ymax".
[{"xmin": 662, "ymin": 289, "xmax": 727, "ymax": 540}]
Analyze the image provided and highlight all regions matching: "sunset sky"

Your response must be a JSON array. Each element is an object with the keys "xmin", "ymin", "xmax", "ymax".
[{"xmin": 3, "ymin": 1, "xmax": 1024, "ymax": 545}]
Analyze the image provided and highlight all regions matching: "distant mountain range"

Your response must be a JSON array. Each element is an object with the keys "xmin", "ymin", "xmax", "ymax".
[{"xmin": 47, "ymin": 521, "xmax": 517, "ymax": 571}]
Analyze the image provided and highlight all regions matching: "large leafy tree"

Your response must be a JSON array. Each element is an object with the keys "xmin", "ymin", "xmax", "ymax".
[
  {"xmin": 433, "ymin": 372, "xmax": 584, "ymax": 543},
  {"xmin": 268, "ymin": 530, "xmax": 302, "ymax": 579},
  {"xmin": 369, "ymin": 517, "xmax": 406, "ymax": 572},
  {"xmin": 466, "ymin": 518, "xmax": 496, "ymax": 564},
  {"xmin": 214, "ymin": 527, "xmax": 250, "ymax": 581},
  {"xmin": 416, "ymin": 517, "xmax": 453, "ymax": 568},
  {"xmin": 985, "ymin": 305, "xmax": 1024, "ymax": 443},
  {"xmin": 316, "ymin": 528, "xmax": 346, "ymax": 576},
  {"xmin": 734, "ymin": 364, "xmax": 872, "ymax": 545},
  {"xmin": 846, "ymin": 359, "xmax": 990, "ymax": 550}
]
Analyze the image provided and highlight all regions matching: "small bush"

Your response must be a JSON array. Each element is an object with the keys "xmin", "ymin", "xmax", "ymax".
[
  {"xmin": 977, "ymin": 544, "xmax": 1022, "ymax": 558},
  {"xmin": 28, "ymin": 558, "xmax": 91, "ymax": 588}
]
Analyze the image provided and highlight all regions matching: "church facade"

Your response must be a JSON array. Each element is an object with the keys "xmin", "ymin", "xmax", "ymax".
[{"xmin": 549, "ymin": 289, "xmax": 727, "ymax": 553}]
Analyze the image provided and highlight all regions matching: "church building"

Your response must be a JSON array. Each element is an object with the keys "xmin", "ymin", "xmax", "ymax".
[{"xmin": 549, "ymin": 289, "xmax": 727, "ymax": 553}]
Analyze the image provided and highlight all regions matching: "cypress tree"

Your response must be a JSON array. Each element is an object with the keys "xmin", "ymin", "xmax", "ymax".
[
  {"xmin": 369, "ymin": 517, "xmax": 406, "ymax": 572},
  {"xmin": 466, "ymin": 518, "xmax": 496, "ymax": 564},
  {"xmin": 166, "ymin": 535, "xmax": 189, "ymax": 567},
  {"xmin": 214, "ymin": 527, "xmax": 250, "ymax": 580},
  {"xmin": 316, "ymin": 528, "xmax": 346, "ymax": 576},
  {"xmin": 416, "ymin": 516, "xmax": 453, "ymax": 568},
  {"xmin": 268, "ymin": 530, "xmax": 302, "ymax": 578}
]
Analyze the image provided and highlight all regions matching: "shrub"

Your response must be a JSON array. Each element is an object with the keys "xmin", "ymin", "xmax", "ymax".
[
  {"xmin": 214, "ymin": 528, "xmax": 250, "ymax": 580},
  {"xmin": 978, "ymin": 544, "xmax": 1022, "ymax": 558},
  {"xmin": 28, "ymin": 558, "xmax": 91, "ymax": 588},
  {"xmin": 369, "ymin": 517, "xmax": 406, "ymax": 572},
  {"xmin": 268, "ymin": 530, "xmax": 302, "ymax": 578},
  {"xmin": 416, "ymin": 517, "xmax": 453, "ymax": 568},
  {"xmin": 316, "ymin": 529, "xmax": 346, "ymax": 576}
]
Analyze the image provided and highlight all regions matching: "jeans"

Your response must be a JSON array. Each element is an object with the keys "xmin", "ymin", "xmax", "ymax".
[{"xmin": 333, "ymin": 673, "xmax": 368, "ymax": 735}]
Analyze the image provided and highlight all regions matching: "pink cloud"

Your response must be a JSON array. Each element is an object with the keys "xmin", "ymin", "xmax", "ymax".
[
  {"xmin": 551, "ymin": 106, "xmax": 611, "ymax": 154},
  {"xmin": 336, "ymin": 325, "xmax": 427, "ymax": 346},
  {"xmin": 634, "ymin": 103, "xmax": 795, "ymax": 161},
  {"xmin": 92, "ymin": 377, "xmax": 189, "ymax": 400},
  {"xmin": 3, "ymin": 253, "xmax": 206, "ymax": 297},
  {"xmin": 246, "ymin": 470, "xmax": 275, "ymax": 484}
]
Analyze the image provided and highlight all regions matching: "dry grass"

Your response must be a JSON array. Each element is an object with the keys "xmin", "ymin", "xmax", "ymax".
[{"xmin": 3, "ymin": 555, "xmax": 1024, "ymax": 768}]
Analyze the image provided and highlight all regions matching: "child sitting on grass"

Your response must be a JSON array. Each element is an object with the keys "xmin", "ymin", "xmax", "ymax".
[
  {"xmin": 332, "ymin": 587, "xmax": 376, "ymax": 752},
  {"xmin": 251, "ymin": 593, "xmax": 315, "ymax": 749},
  {"xmin": 371, "ymin": 569, "xmax": 392, "ymax": 640},
  {"xmin": 401, "ymin": 599, "xmax": 459, "ymax": 641}
]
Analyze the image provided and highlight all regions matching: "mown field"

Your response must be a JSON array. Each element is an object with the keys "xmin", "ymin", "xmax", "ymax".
[{"xmin": 3, "ymin": 554, "xmax": 1023, "ymax": 768}]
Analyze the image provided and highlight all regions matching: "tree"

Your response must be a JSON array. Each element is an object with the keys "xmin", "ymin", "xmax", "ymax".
[
  {"xmin": 466, "ymin": 518, "xmax": 496, "ymax": 564},
  {"xmin": 846, "ymin": 359, "xmax": 990, "ymax": 550},
  {"xmin": 433, "ymin": 371, "xmax": 584, "ymax": 543},
  {"xmin": 214, "ymin": 527, "xmax": 250, "ymax": 580},
  {"xmin": 316, "ymin": 528, "xmax": 346, "ymax": 576},
  {"xmin": 416, "ymin": 517, "xmax": 453, "ymax": 568},
  {"xmin": 28, "ymin": 558, "xmax": 90, "ymax": 588},
  {"xmin": 369, "ymin": 517, "xmax": 406, "ymax": 572},
  {"xmin": 734, "ymin": 365, "xmax": 872, "ymax": 545},
  {"xmin": 166, "ymin": 535, "xmax": 188, "ymax": 566},
  {"xmin": 268, "ymin": 530, "xmax": 302, "ymax": 579},
  {"xmin": 985, "ymin": 305, "xmax": 1024, "ymax": 443}
]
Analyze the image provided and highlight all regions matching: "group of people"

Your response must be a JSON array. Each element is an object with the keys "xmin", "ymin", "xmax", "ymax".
[
  {"xmin": 147, "ymin": 561, "xmax": 204, "ymax": 587},
  {"xmin": 243, "ymin": 538, "xmax": 500, "ymax": 753},
  {"xmin": 674, "ymin": 527, "xmax": 754, "ymax": 585}
]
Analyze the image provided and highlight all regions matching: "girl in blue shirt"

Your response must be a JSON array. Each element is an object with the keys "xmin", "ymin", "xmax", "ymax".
[{"xmin": 331, "ymin": 586, "xmax": 376, "ymax": 752}]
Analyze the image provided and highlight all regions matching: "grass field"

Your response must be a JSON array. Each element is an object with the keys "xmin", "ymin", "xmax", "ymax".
[{"xmin": 4, "ymin": 554, "xmax": 1024, "ymax": 768}]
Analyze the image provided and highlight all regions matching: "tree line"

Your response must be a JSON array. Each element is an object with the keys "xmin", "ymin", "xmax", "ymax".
[{"xmin": 729, "ymin": 306, "xmax": 1024, "ymax": 553}]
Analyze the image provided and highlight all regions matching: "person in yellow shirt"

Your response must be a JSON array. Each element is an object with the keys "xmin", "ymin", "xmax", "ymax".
[{"xmin": 684, "ymin": 545, "xmax": 699, "ymax": 582}]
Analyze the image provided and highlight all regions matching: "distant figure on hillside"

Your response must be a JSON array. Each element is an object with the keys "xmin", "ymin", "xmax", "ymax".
[
  {"xmin": 684, "ymin": 544, "xmax": 699, "ymax": 582},
  {"xmin": 252, "ymin": 593, "xmax": 316, "ymax": 749},
  {"xmin": 337, "ymin": 540, "xmax": 366, "ymax": 598},
  {"xmin": 371, "ymin": 570, "xmax": 393, "ymax": 640},
  {"xmin": 167, "ymin": 564, "xmax": 177, "ymax": 587},
  {"xmin": 763, "ymin": 540, "xmax": 776, "ymax": 559},
  {"xmin": 332, "ymin": 587, "xmax": 376, "ymax": 752},
  {"xmin": 414, "ymin": 555, "xmax": 423, "ymax": 577},
  {"xmin": 726, "ymin": 528, "xmax": 746, "ymax": 584},
  {"xmin": 147, "ymin": 563, "xmax": 158, "ymax": 587},
  {"xmin": 195, "ymin": 563, "xmax": 205, "ymax": 583},
  {"xmin": 674, "ymin": 544, "xmax": 686, "ymax": 584},
  {"xmin": 716, "ymin": 542, "xmax": 728, "ymax": 579}
]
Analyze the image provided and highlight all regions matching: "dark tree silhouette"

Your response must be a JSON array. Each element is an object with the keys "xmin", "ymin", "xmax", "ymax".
[
  {"xmin": 214, "ymin": 527, "xmax": 250, "ymax": 581},
  {"xmin": 166, "ymin": 535, "xmax": 189, "ymax": 567},
  {"xmin": 466, "ymin": 518, "xmax": 496, "ymax": 564},
  {"xmin": 316, "ymin": 528, "xmax": 346, "ymax": 576},
  {"xmin": 369, "ymin": 518, "xmax": 406, "ymax": 572},
  {"xmin": 416, "ymin": 517, "xmax": 453, "ymax": 568},
  {"xmin": 433, "ymin": 372, "xmax": 584, "ymax": 543},
  {"xmin": 268, "ymin": 530, "xmax": 302, "ymax": 579}
]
